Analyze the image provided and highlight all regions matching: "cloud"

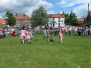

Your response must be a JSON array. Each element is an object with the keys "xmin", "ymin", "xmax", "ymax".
[
  {"xmin": 57, "ymin": 0, "xmax": 91, "ymax": 18},
  {"xmin": 60, "ymin": 0, "xmax": 67, "ymax": 4},
  {"xmin": 57, "ymin": 0, "xmax": 91, "ymax": 8},
  {"xmin": 48, "ymin": 11, "xmax": 54, "ymax": 14},
  {"xmin": 0, "ymin": 0, "xmax": 53, "ymax": 17},
  {"xmin": 0, "ymin": 15, "xmax": 3, "ymax": 18},
  {"xmin": 73, "ymin": 4, "xmax": 91, "ymax": 18}
]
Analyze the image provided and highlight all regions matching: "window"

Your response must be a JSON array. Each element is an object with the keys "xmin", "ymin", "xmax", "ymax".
[
  {"xmin": 58, "ymin": 23, "xmax": 60, "ymax": 27},
  {"xmin": 24, "ymin": 24, "xmax": 28, "ymax": 27},
  {"xmin": 29, "ymin": 24, "xmax": 31, "ymax": 27},
  {"xmin": 58, "ymin": 18, "xmax": 60, "ymax": 22},
  {"xmin": 24, "ymin": 19, "xmax": 27, "ymax": 22},
  {"xmin": 2, "ymin": 23, "xmax": 5, "ymax": 25},
  {"xmin": 53, "ymin": 18, "xmax": 54, "ymax": 21},
  {"xmin": 53, "ymin": 23, "xmax": 55, "ymax": 27},
  {"xmin": 17, "ymin": 24, "xmax": 20, "ymax": 27},
  {"xmin": 17, "ymin": 20, "xmax": 19, "ymax": 22},
  {"xmin": 29, "ymin": 24, "xmax": 31, "ymax": 28}
]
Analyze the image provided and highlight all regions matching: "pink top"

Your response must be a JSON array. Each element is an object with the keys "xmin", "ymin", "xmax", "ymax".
[
  {"xmin": 47, "ymin": 31, "xmax": 49, "ymax": 35},
  {"xmin": 27, "ymin": 32, "xmax": 31, "ymax": 39},
  {"xmin": 59, "ymin": 34, "xmax": 63, "ymax": 38},
  {"xmin": 74, "ymin": 28, "xmax": 77, "ymax": 32},
  {"xmin": 21, "ymin": 30, "xmax": 26, "ymax": 36},
  {"xmin": 65, "ymin": 29, "xmax": 67, "ymax": 32}
]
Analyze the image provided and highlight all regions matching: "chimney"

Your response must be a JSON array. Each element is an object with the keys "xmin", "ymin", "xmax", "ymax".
[
  {"xmin": 83, "ymin": 16, "xmax": 84, "ymax": 18},
  {"xmin": 23, "ymin": 13, "xmax": 25, "ymax": 18},
  {"xmin": 62, "ymin": 11, "xmax": 64, "ymax": 15},
  {"xmin": 88, "ymin": 3, "xmax": 89, "ymax": 15},
  {"xmin": 16, "ymin": 13, "xmax": 18, "ymax": 17}
]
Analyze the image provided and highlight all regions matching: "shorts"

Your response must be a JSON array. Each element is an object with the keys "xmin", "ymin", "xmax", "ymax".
[{"xmin": 85, "ymin": 32, "xmax": 88, "ymax": 35}]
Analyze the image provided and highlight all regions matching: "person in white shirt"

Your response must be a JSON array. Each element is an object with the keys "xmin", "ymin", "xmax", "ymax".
[{"xmin": 69, "ymin": 26, "xmax": 72, "ymax": 35}]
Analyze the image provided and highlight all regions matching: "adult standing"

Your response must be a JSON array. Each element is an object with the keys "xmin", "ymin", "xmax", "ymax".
[
  {"xmin": 89, "ymin": 25, "xmax": 91, "ymax": 37},
  {"xmin": 69, "ymin": 26, "xmax": 72, "ymax": 35},
  {"xmin": 85, "ymin": 26, "xmax": 89, "ymax": 37},
  {"xmin": 78, "ymin": 26, "xmax": 82, "ymax": 36},
  {"xmin": 82, "ymin": 25, "xmax": 85, "ymax": 36}
]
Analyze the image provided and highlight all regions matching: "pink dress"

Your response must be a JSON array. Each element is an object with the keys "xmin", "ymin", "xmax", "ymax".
[
  {"xmin": 27, "ymin": 32, "xmax": 31, "ymax": 39},
  {"xmin": 21, "ymin": 30, "xmax": 26, "ymax": 39},
  {"xmin": 47, "ymin": 31, "xmax": 49, "ymax": 35},
  {"xmin": 59, "ymin": 34, "xmax": 62, "ymax": 40}
]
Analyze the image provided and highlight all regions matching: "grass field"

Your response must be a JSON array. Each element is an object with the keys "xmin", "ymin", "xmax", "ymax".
[{"xmin": 0, "ymin": 34, "xmax": 91, "ymax": 68}]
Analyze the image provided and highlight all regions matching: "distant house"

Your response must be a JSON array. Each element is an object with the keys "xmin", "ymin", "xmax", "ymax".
[
  {"xmin": 0, "ymin": 18, "xmax": 7, "ymax": 28},
  {"xmin": 15, "ymin": 13, "xmax": 31, "ymax": 28},
  {"xmin": 77, "ymin": 17, "xmax": 85, "ymax": 25},
  {"xmin": 48, "ymin": 12, "xmax": 65, "ymax": 29}
]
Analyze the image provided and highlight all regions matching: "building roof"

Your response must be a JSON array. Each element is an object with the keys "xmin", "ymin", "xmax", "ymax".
[
  {"xmin": 48, "ymin": 13, "xmax": 64, "ymax": 18},
  {"xmin": 0, "ymin": 18, "xmax": 6, "ymax": 24},
  {"xmin": 77, "ymin": 18, "xmax": 85, "ymax": 22},
  {"xmin": 15, "ymin": 14, "xmax": 31, "ymax": 20}
]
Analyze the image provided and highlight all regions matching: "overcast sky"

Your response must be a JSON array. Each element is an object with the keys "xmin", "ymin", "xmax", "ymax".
[{"xmin": 0, "ymin": 0, "xmax": 91, "ymax": 18}]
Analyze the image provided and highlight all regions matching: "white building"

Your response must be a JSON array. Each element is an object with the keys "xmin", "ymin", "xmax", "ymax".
[{"xmin": 48, "ymin": 12, "xmax": 65, "ymax": 29}]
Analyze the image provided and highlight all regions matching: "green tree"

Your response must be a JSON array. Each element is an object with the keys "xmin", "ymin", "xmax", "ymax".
[
  {"xmin": 31, "ymin": 6, "xmax": 48, "ymax": 28},
  {"xmin": 67, "ymin": 11, "xmax": 77, "ymax": 25},
  {"xmin": 5, "ymin": 11, "xmax": 16, "ymax": 26},
  {"xmin": 64, "ymin": 13, "xmax": 69, "ymax": 25}
]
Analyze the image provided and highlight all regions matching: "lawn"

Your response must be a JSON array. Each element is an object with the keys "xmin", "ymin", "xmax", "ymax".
[{"xmin": 0, "ymin": 34, "xmax": 91, "ymax": 68}]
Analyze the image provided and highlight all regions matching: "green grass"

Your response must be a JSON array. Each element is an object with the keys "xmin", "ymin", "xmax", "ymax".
[{"xmin": 0, "ymin": 34, "xmax": 91, "ymax": 68}]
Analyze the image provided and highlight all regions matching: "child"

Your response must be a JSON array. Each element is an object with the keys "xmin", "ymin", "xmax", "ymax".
[
  {"xmin": 31, "ymin": 30, "xmax": 34, "ymax": 41},
  {"xmin": 27, "ymin": 29, "xmax": 31, "ymax": 44},
  {"xmin": 65, "ymin": 27, "xmax": 67, "ymax": 35},
  {"xmin": 21, "ymin": 27, "xmax": 26, "ymax": 44},
  {"xmin": 43, "ymin": 29, "xmax": 47, "ymax": 38},
  {"xmin": 59, "ymin": 31, "xmax": 63, "ymax": 44},
  {"xmin": 74, "ymin": 27, "xmax": 77, "ymax": 36},
  {"xmin": 47, "ymin": 28, "xmax": 50, "ymax": 38},
  {"xmin": 85, "ymin": 26, "xmax": 89, "ymax": 37}
]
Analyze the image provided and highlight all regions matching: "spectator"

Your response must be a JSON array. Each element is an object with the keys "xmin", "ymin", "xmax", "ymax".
[
  {"xmin": 69, "ymin": 26, "xmax": 72, "ymax": 35},
  {"xmin": 78, "ymin": 26, "xmax": 82, "ymax": 36}
]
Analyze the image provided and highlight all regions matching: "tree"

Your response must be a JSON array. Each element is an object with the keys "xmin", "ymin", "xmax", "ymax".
[
  {"xmin": 64, "ymin": 13, "xmax": 69, "ymax": 25},
  {"xmin": 5, "ymin": 11, "xmax": 16, "ymax": 26},
  {"xmin": 31, "ymin": 6, "xmax": 48, "ymax": 28},
  {"xmin": 67, "ymin": 11, "xmax": 77, "ymax": 25}
]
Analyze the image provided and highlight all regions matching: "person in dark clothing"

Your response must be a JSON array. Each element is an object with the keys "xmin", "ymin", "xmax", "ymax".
[{"xmin": 78, "ymin": 26, "xmax": 82, "ymax": 36}]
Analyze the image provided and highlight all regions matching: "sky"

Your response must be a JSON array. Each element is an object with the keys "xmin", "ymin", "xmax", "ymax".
[{"xmin": 0, "ymin": 0, "xmax": 91, "ymax": 19}]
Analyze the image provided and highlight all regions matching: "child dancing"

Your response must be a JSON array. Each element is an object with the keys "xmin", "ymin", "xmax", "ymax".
[{"xmin": 59, "ymin": 31, "xmax": 63, "ymax": 44}]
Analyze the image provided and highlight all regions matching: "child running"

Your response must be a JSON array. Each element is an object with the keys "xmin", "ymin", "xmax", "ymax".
[
  {"xmin": 26, "ymin": 29, "xmax": 31, "ymax": 44},
  {"xmin": 31, "ymin": 30, "xmax": 34, "ymax": 41},
  {"xmin": 43, "ymin": 29, "xmax": 47, "ymax": 38},
  {"xmin": 59, "ymin": 31, "xmax": 63, "ymax": 44},
  {"xmin": 47, "ymin": 28, "xmax": 50, "ymax": 38},
  {"xmin": 21, "ymin": 27, "xmax": 26, "ymax": 44}
]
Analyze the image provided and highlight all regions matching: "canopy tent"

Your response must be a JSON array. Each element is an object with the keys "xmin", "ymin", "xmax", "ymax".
[{"xmin": 83, "ymin": 22, "xmax": 91, "ymax": 26}]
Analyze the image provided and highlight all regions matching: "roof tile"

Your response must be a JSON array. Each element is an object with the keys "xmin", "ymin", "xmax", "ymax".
[
  {"xmin": 48, "ymin": 14, "xmax": 64, "ymax": 18},
  {"xmin": 0, "ymin": 18, "xmax": 6, "ymax": 23},
  {"xmin": 15, "ymin": 14, "xmax": 31, "ymax": 20}
]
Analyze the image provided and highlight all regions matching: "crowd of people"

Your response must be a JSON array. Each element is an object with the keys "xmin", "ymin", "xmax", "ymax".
[
  {"xmin": 64, "ymin": 25, "xmax": 91, "ymax": 37},
  {"xmin": 0, "ymin": 25, "xmax": 91, "ymax": 44},
  {"xmin": 0, "ymin": 27, "xmax": 19, "ymax": 38}
]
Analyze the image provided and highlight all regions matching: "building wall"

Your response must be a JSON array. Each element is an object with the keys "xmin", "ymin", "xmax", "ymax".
[
  {"xmin": 16, "ymin": 19, "xmax": 31, "ymax": 28},
  {"xmin": 48, "ymin": 17, "xmax": 65, "ymax": 28},
  {"xmin": 84, "ymin": 12, "xmax": 91, "ymax": 23},
  {"xmin": 0, "ymin": 23, "xmax": 7, "ymax": 28}
]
